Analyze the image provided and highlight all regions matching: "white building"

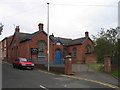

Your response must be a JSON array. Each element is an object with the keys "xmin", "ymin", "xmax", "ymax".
[{"xmin": 0, "ymin": 41, "xmax": 2, "ymax": 59}]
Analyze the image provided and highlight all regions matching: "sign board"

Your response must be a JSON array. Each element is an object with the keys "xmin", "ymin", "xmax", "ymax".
[
  {"xmin": 56, "ymin": 42, "xmax": 60, "ymax": 45},
  {"xmin": 31, "ymin": 48, "xmax": 38, "ymax": 54}
]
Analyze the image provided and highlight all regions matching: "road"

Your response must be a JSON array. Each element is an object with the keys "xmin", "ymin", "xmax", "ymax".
[{"xmin": 2, "ymin": 62, "xmax": 116, "ymax": 89}]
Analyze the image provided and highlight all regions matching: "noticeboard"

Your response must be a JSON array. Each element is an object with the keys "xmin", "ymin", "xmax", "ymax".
[{"xmin": 31, "ymin": 48, "xmax": 38, "ymax": 54}]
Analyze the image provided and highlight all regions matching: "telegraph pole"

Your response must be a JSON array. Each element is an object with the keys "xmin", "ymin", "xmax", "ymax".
[{"xmin": 47, "ymin": 3, "xmax": 50, "ymax": 71}]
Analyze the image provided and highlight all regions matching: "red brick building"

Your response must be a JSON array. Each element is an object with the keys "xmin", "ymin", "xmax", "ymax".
[
  {"xmin": 0, "ymin": 38, "xmax": 7, "ymax": 60},
  {"xmin": 0, "ymin": 35, "xmax": 13, "ymax": 60},
  {"xmin": 0, "ymin": 23, "xmax": 97, "ymax": 64}
]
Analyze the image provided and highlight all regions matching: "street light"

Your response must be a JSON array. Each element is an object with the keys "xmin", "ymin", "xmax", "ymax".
[{"xmin": 47, "ymin": 3, "xmax": 50, "ymax": 71}]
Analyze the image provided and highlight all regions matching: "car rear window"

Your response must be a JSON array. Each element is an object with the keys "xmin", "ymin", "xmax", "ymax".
[{"xmin": 19, "ymin": 58, "xmax": 27, "ymax": 62}]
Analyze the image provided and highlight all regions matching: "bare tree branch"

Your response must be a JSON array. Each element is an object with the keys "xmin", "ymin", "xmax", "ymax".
[{"xmin": 0, "ymin": 23, "xmax": 4, "ymax": 35}]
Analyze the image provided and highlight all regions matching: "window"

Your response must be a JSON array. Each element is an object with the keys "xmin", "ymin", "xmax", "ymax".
[
  {"xmin": 72, "ymin": 48, "xmax": 77, "ymax": 57},
  {"xmin": 38, "ymin": 40, "xmax": 46, "ymax": 56},
  {"xmin": 86, "ymin": 44, "xmax": 91, "ymax": 53},
  {"xmin": 4, "ymin": 40, "xmax": 6, "ymax": 47},
  {"xmin": 4, "ymin": 48, "xmax": 6, "ymax": 57},
  {"xmin": 20, "ymin": 58, "xmax": 27, "ymax": 62},
  {"xmin": 56, "ymin": 42, "xmax": 60, "ymax": 45},
  {"xmin": 13, "ymin": 40, "xmax": 16, "ymax": 47}
]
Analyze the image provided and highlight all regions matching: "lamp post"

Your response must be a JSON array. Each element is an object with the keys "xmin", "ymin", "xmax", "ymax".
[{"xmin": 47, "ymin": 3, "xmax": 50, "ymax": 71}]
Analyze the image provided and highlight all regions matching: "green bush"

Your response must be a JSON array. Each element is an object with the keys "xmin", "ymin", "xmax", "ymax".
[{"xmin": 87, "ymin": 64, "xmax": 104, "ymax": 71}]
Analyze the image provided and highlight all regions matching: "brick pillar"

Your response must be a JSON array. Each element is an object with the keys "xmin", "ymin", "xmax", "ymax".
[
  {"xmin": 64, "ymin": 55, "xmax": 73, "ymax": 74},
  {"xmin": 104, "ymin": 56, "xmax": 111, "ymax": 72}
]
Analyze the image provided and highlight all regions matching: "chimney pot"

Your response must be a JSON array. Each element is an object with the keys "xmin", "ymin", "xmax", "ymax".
[
  {"xmin": 85, "ymin": 31, "xmax": 89, "ymax": 37},
  {"xmin": 52, "ymin": 33, "xmax": 54, "ymax": 37},
  {"xmin": 15, "ymin": 26, "xmax": 20, "ymax": 32},
  {"xmin": 38, "ymin": 23, "xmax": 44, "ymax": 31}
]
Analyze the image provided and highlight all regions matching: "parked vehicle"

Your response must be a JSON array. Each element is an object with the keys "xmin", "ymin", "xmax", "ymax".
[{"xmin": 12, "ymin": 58, "xmax": 34, "ymax": 70}]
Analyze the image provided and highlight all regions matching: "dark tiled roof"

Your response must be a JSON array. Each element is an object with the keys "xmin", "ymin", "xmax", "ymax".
[
  {"xmin": 15, "ymin": 31, "xmax": 88, "ymax": 46},
  {"xmin": 15, "ymin": 32, "xmax": 32, "ymax": 42},
  {"xmin": 50, "ymin": 35, "xmax": 87, "ymax": 46},
  {"xmin": 68, "ymin": 37, "xmax": 87, "ymax": 46},
  {"xmin": 15, "ymin": 30, "xmax": 47, "ymax": 43}
]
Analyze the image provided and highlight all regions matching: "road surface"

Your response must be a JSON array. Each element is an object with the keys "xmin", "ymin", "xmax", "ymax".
[{"xmin": 2, "ymin": 62, "xmax": 116, "ymax": 89}]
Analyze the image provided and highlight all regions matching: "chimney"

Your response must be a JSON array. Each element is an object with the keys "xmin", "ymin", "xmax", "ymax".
[
  {"xmin": 51, "ymin": 33, "xmax": 54, "ymax": 37},
  {"xmin": 38, "ymin": 23, "xmax": 43, "ymax": 31},
  {"xmin": 85, "ymin": 31, "xmax": 89, "ymax": 37},
  {"xmin": 15, "ymin": 26, "xmax": 20, "ymax": 32}
]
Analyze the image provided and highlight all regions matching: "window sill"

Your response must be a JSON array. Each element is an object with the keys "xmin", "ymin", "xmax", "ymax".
[
  {"xmin": 72, "ymin": 56, "xmax": 77, "ymax": 58},
  {"xmin": 38, "ymin": 56, "xmax": 46, "ymax": 58},
  {"xmin": 85, "ymin": 52, "xmax": 93, "ymax": 54}
]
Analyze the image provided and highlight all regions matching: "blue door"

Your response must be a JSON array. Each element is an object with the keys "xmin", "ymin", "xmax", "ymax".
[{"xmin": 55, "ymin": 51, "xmax": 61, "ymax": 64}]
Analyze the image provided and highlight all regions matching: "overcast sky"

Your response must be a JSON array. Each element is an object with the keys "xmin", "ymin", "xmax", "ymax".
[{"xmin": 0, "ymin": 0, "xmax": 119, "ymax": 41}]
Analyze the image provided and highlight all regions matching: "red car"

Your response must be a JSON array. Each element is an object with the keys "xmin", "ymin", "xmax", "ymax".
[{"xmin": 12, "ymin": 58, "xmax": 34, "ymax": 70}]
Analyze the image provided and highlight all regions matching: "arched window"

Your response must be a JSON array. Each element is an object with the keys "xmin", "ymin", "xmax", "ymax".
[
  {"xmin": 38, "ymin": 40, "xmax": 46, "ymax": 56},
  {"xmin": 13, "ymin": 40, "xmax": 16, "ymax": 47},
  {"xmin": 86, "ymin": 44, "xmax": 91, "ymax": 53},
  {"xmin": 72, "ymin": 47, "xmax": 77, "ymax": 57}
]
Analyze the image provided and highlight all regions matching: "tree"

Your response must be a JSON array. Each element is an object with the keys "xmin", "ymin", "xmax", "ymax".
[
  {"xmin": 0, "ymin": 23, "xmax": 4, "ymax": 35},
  {"xmin": 92, "ymin": 27, "xmax": 119, "ymax": 63},
  {"xmin": 116, "ymin": 27, "xmax": 120, "ymax": 56}
]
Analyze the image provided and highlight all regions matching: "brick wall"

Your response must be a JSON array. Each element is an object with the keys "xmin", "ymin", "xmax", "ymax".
[
  {"xmin": 7, "ymin": 35, "xmax": 13, "ymax": 62},
  {"xmin": 85, "ymin": 54, "xmax": 97, "ymax": 64},
  {"xmin": 51, "ymin": 41, "xmax": 64, "ymax": 63},
  {"xmin": 104, "ymin": 56, "xmax": 111, "ymax": 72},
  {"xmin": 35, "ymin": 64, "xmax": 65, "ymax": 74},
  {"xmin": 68, "ymin": 38, "xmax": 97, "ymax": 64}
]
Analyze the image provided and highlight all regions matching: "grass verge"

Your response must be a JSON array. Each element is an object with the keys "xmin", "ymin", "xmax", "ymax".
[{"xmin": 109, "ymin": 70, "xmax": 120, "ymax": 80}]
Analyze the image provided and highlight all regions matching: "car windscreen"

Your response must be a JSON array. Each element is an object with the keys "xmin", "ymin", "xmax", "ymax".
[{"xmin": 19, "ymin": 58, "xmax": 28, "ymax": 62}]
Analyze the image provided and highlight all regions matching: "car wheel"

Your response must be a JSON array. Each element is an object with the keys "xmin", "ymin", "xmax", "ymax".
[
  {"xmin": 13, "ymin": 64, "xmax": 15, "ymax": 68},
  {"xmin": 31, "ymin": 67, "xmax": 34, "ymax": 70},
  {"xmin": 18, "ymin": 65, "xmax": 22, "ymax": 70}
]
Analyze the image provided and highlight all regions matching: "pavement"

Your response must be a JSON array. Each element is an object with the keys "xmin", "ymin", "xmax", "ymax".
[
  {"xmin": 2, "ymin": 61, "xmax": 120, "ymax": 89},
  {"xmin": 74, "ymin": 72, "xmax": 120, "ymax": 87},
  {"xmin": 72, "ymin": 63, "xmax": 119, "ymax": 87}
]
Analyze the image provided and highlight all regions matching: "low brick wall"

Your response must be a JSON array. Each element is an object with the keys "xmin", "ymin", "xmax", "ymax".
[
  {"xmin": 35, "ymin": 64, "xmax": 65, "ymax": 74},
  {"xmin": 72, "ymin": 60, "xmax": 85, "ymax": 64},
  {"xmin": 50, "ymin": 67, "xmax": 65, "ymax": 74},
  {"xmin": 35, "ymin": 64, "xmax": 47, "ymax": 70},
  {"xmin": 85, "ymin": 54, "xmax": 97, "ymax": 64}
]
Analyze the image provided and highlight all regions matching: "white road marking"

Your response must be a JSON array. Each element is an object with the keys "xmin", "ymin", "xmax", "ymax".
[{"xmin": 40, "ymin": 85, "xmax": 49, "ymax": 90}]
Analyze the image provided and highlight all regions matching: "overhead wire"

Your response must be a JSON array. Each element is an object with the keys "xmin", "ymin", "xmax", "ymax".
[
  {"xmin": 51, "ymin": 3, "xmax": 118, "ymax": 7},
  {"xmin": 2, "ymin": 3, "xmax": 118, "ymax": 19}
]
